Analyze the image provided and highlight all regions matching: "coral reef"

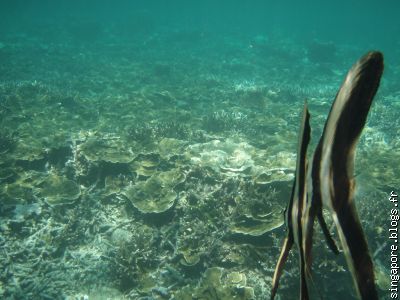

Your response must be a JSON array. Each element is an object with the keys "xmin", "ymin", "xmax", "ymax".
[{"xmin": 0, "ymin": 22, "xmax": 396, "ymax": 300}]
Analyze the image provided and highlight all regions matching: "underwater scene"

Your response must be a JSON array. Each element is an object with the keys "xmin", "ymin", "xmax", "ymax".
[{"xmin": 0, "ymin": 1, "xmax": 399, "ymax": 299}]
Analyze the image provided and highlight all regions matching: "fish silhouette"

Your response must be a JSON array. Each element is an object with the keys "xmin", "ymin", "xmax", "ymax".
[
  {"xmin": 317, "ymin": 51, "xmax": 383, "ymax": 299},
  {"xmin": 270, "ymin": 51, "xmax": 383, "ymax": 300},
  {"xmin": 271, "ymin": 102, "xmax": 311, "ymax": 300}
]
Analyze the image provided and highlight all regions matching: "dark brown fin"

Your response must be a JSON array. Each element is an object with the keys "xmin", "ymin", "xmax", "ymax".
[
  {"xmin": 320, "ymin": 51, "xmax": 383, "ymax": 300},
  {"xmin": 299, "ymin": 242, "xmax": 310, "ymax": 300},
  {"xmin": 316, "ymin": 211, "xmax": 340, "ymax": 255},
  {"xmin": 270, "ymin": 236, "xmax": 294, "ymax": 300},
  {"xmin": 303, "ymin": 143, "xmax": 323, "ymax": 273},
  {"xmin": 291, "ymin": 102, "xmax": 311, "ymax": 300},
  {"xmin": 271, "ymin": 102, "xmax": 311, "ymax": 300},
  {"xmin": 270, "ymin": 161, "xmax": 296, "ymax": 300},
  {"xmin": 303, "ymin": 141, "xmax": 340, "ymax": 275}
]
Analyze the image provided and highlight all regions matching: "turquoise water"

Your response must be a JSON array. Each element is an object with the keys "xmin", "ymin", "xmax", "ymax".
[{"xmin": 0, "ymin": 1, "xmax": 399, "ymax": 299}]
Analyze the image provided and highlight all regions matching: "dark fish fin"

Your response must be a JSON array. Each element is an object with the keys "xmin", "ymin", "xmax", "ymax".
[
  {"xmin": 302, "ymin": 190, "xmax": 315, "ymax": 273},
  {"xmin": 299, "ymin": 246, "xmax": 310, "ymax": 300},
  {"xmin": 271, "ymin": 102, "xmax": 311, "ymax": 300},
  {"xmin": 270, "ymin": 236, "xmax": 294, "ymax": 300},
  {"xmin": 303, "ymin": 140, "xmax": 322, "ymax": 272},
  {"xmin": 334, "ymin": 205, "xmax": 378, "ymax": 299},
  {"xmin": 302, "ymin": 205, "xmax": 313, "ymax": 272},
  {"xmin": 299, "ymin": 104, "xmax": 317, "ymax": 275},
  {"xmin": 316, "ymin": 211, "xmax": 340, "ymax": 255},
  {"xmin": 320, "ymin": 51, "xmax": 383, "ymax": 300},
  {"xmin": 294, "ymin": 102, "xmax": 311, "ymax": 300}
]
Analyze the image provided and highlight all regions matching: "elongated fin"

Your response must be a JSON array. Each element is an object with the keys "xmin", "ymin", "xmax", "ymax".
[
  {"xmin": 303, "ymin": 140, "xmax": 340, "ymax": 275},
  {"xmin": 271, "ymin": 102, "xmax": 311, "ymax": 300},
  {"xmin": 316, "ymin": 211, "xmax": 340, "ymax": 255},
  {"xmin": 270, "ymin": 237, "xmax": 294, "ymax": 300},
  {"xmin": 320, "ymin": 51, "xmax": 383, "ymax": 300},
  {"xmin": 293, "ymin": 103, "xmax": 311, "ymax": 300}
]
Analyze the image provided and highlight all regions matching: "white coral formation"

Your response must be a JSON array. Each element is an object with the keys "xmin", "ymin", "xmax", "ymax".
[{"xmin": 187, "ymin": 138, "xmax": 295, "ymax": 181}]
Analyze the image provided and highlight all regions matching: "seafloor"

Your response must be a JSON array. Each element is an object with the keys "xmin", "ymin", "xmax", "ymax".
[{"xmin": 0, "ymin": 22, "xmax": 399, "ymax": 300}]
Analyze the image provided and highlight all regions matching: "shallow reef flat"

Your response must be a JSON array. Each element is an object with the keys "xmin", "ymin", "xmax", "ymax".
[{"xmin": 0, "ymin": 26, "xmax": 398, "ymax": 300}]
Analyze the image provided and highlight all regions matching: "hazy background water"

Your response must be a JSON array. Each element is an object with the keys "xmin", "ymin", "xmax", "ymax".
[
  {"xmin": 1, "ymin": 0, "xmax": 399, "ymax": 53},
  {"xmin": 1, "ymin": 0, "xmax": 400, "ymax": 91}
]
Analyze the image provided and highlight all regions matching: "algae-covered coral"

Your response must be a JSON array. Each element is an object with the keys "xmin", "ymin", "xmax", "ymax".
[
  {"xmin": 123, "ymin": 169, "xmax": 185, "ymax": 214},
  {"xmin": 0, "ymin": 7, "xmax": 398, "ymax": 300}
]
